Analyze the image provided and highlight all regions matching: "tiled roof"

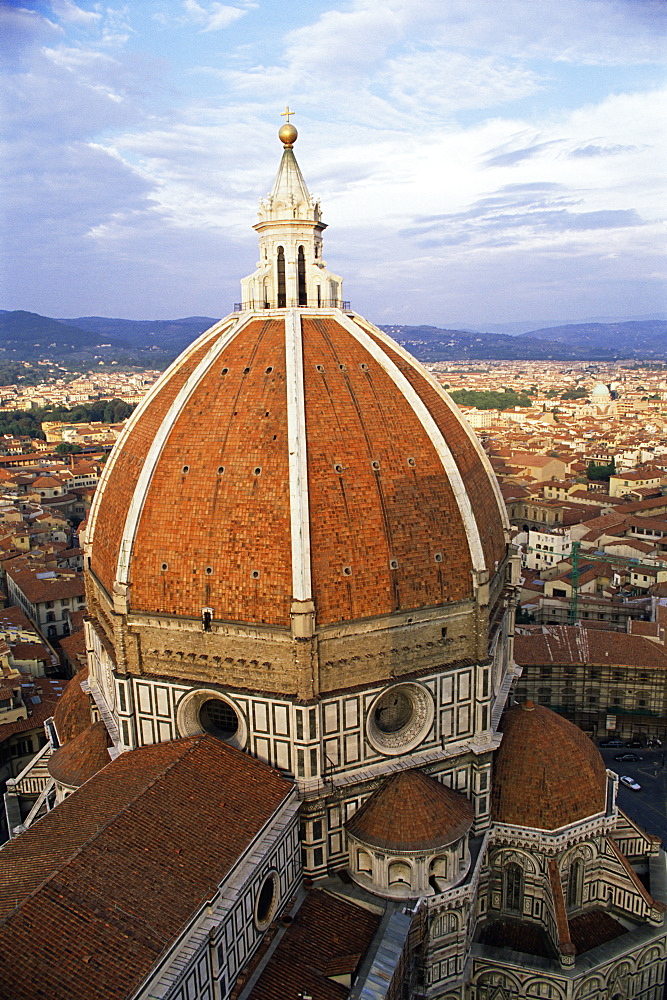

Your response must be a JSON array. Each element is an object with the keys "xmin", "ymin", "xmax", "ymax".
[
  {"xmin": 0, "ymin": 735, "xmax": 293, "ymax": 1000},
  {"xmin": 492, "ymin": 702, "xmax": 607, "ymax": 830},
  {"xmin": 48, "ymin": 719, "xmax": 111, "ymax": 787},
  {"xmin": 0, "ymin": 676, "xmax": 64, "ymax": 743},
  {"xmin": 514, "ymin": 625, "xmax": 667, "ymax": 670},
  {"xmin": 52, "ymin": 667, "xmax": 92, "ymax": 743},
  {"xmin": 246, "ymin": 889, "xmax": 381, "ymax": 1000},
  {"xmin": 88, "ymin": 314, "xmax": 506, "ymax": 628},
  {"xmin": 568, "ymin": 909, "xmax": 626, "ymax": 953},
  {"xmin": 5, "ymin": 563, "xmax": 84, "ymax": 604},
  {"xmin": 345, "ymin": 768, "xmax": 473, "ymax": 851}
]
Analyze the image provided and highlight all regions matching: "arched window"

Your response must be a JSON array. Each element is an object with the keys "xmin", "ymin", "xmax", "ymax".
[
  {"xmin": 277, "ymin": 247, "xmax": 286, "ymax": 308},
  {"xmin": 357, "ymin": 850, "xmax": 372, "ymax": 876},
  {"xmin": 567, "ymin": 858, "xmax": 582, "ymax": 909},
  {"xmin": 297, "ymin": 245, "xmax": 307, "ymax": 306},
  {"xmin": 388, "ymin": 860, "xmax": 411, "ymax": 887},
  {"xmin": 504, "ymin": 862, "xmax": 523, "ymax": 912}
]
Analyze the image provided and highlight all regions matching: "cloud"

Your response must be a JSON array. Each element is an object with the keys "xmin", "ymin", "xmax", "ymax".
[
  {"xmin": 49, "ymin": 1, "xmax": 101, "ymax": 26},
  {"xmin": 179, "ymin": 1, "xmax": 250, "ymax": 32},
  {"xmin": 570, "ymin": 143, "xmax": 640, "ymax": 157},
  {"xmin": 485, "ymin": 140, "xmax": 566, "ymax": 168}
]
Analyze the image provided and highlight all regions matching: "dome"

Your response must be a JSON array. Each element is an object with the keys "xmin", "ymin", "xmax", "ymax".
[
  {"xmin": 48, "ymin": 719, "xmax": 111, "ymax": 788},
  {"xmin": 492, "ymin": 701, "xmax": 607, "ymax": 830},
  {"xmin": 590, "ymin": 382, "xmax": 611, "ymax": 398},
  {"xmin": 53, "ymin": 668, "xmax": 91, "ymax": 744},
  {"xmin": 346, "ymin": 769, "xmax": 474, "ymax": 852},
  {"xmin": 88, "ymin": 314, "xmax": 506, "ymax": 628}
]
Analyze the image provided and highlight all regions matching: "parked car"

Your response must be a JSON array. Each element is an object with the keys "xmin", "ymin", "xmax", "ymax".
[
  {"xmin": 599, "ymin": 739, "xmax": 625, "ymax": 747},
  {"xmin": 614, "ymin": 753, "xmax": 641, "ymax": 762},
  {"xmin": 620, "ymin": 775, "xmax": 641, "ymax": 791},
  {"xmin": 625, "ymin": 740, "xmax": 644, "ymax": 748},
  {"xmin": 646, "ymin": 738, "xmax": 662, "ymax": 748}
]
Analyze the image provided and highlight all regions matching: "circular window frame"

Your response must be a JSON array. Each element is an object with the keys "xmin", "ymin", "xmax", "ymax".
[
  {"xmin": 366, "ymin": 682, "xmax": 434, "ymax": 756},
  {"xmin": 176, "ymin": 689, "xmax": 248, "ymax": 750},
  {"xmin": 254, "ymin": 870, "xmax": 280, "ymax": 930}
]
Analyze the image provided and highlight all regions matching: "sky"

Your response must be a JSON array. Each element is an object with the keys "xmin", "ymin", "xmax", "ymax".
[{"xmin": 1, "ymin": 0, "xmax": 666, "ymax": 329}]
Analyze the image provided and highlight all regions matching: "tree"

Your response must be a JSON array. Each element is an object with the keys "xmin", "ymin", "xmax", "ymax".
[
  {"xmin": 55, "ymin": 443, "xmax": 83, "ymax": 455},
  {"xmin": 587, "ymin": 459, "xmax": 615, "ymax": 482}
]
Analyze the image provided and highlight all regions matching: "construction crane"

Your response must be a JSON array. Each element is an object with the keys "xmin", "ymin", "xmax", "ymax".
[{"xmin": 569, "ymin": 540, "xmax": 581, "ymax": 625}]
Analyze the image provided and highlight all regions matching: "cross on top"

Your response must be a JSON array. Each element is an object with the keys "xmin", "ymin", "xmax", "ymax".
[{"xmin": 280, "ymin": 106, "xmax": 295, "ymax": 123}]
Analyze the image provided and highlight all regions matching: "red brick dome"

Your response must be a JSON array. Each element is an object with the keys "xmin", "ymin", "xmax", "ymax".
[
  {"xmin": 53, "ymin": 668, "xmax": 91, "ymax": 744},
  {"xmin": 48, "ymin": 719, "xmax": 111, "ymax": 788},
  {"xmin": 346, "ymin": 768, "xmax": 474, "ymax": 852},
  {"xmin": 87, "ymin": 312, "xmax": 506, "ymax": 628},
  {"xmin": 492, "ymin": 701, "xmax": 607, "ymax": 830}
]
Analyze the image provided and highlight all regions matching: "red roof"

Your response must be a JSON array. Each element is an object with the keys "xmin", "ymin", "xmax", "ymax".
[
  {"xmin": 514, "ymin": 625, "xmax": 667, "ymax": 670},
  {"xmin": 89, "ymin": 315, "xmax": 506, "ymax": 628},
  {"xmin": 0, "ymin": 735, "xmax": 293, "ymax": 1000},
  {"xmin": 492, "ymin": 702, "xmax": 607, "ymax": 830},
  {"xmin": 246, "ymin": 889, "xmax": 381, "ymax": 1000},
  {"xmin": 346, "ymin": 768, "xmax": 473, "ymax": 851},
  {"xmin": 48, "ymin": 719, "xmax": 111, "ymax": 787}
]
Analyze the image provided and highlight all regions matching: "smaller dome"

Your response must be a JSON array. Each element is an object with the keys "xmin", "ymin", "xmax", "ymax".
[
  {"xmin": 53, "ymin": 667, "xmax": 91, "ymax": 744},
  {"xmin": 492, "ymin": 702, "xmax": 607, "ymax": 830},
  {"xmin": 346, "ymin": 769, "xmax": 473, "ymax": 852},
  {"xmin": 590, "ymin": 382, "xmax": 610, "ymax": 398},
  {"xmin": 48, "ymin": 720, "xmax": 111, "ymax": 789}
]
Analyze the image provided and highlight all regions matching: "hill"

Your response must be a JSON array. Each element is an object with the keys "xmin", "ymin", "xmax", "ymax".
[
  {"xmin": 517, "ymin": 321, "xmax": 667, "ymax": 357},
  {"xmin": 2, "ymin": 311, "xmax": 666, "ymax": 366},
  {"xmin": 59, "ymin": 315, "xmax": 217, "ymax": 354}
]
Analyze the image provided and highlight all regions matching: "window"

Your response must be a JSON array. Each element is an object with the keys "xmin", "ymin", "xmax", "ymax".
[
  {"xmin": 388, "ymin": 861, "xmax": 411, "ymax": 887},
  {"xmin": 568, "ymin": 859, "xmax": 582, "ymax": 909},
  {"xmin": 46, "ymin": 612, "xmax": 55, "ymax": 623},
  {"xmin": 504, "ymin": 862, "xmax": 523, "ymax": 912}
]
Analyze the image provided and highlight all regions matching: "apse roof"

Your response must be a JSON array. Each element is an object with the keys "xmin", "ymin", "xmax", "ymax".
[
  {"xmin": 491, "ymin": 701, "xmax": 607, "ymax": 830},
  {"xmin": 345, "ymin": 768, "xmax": 474, "ymax": 852}
]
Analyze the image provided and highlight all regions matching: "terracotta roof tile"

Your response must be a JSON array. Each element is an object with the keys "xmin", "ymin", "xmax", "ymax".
[
  {"xmin": 0, "ymin": 735, "xmax": 293, "ymax": 1000},
  {"xmin": 514, "ymin": 625, "xmax": 667, "ymax": 670},
  {"xmin": 246, "ymin": 889, "xmax": 381, "ymax": 1000},
  {"xmin": 52, "ymin": 667, "xmax": 92, "ymax": 743},
  {"xmin": 48, "ymin": 719, "xmax": 111, "ymax": 787},
  {"xmin": 346, "ymin": 769, "xmax": 473, "ymax": 851},
  {"xmin": 492, "ymin": 702, "xmax": 607, "ymax": 830}
]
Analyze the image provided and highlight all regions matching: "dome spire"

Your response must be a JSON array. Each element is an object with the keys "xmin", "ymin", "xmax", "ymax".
[
  {"xmin": 278, "ymin": 105, "xmax": 298, "ymax": 148},
  {"xmin": 239, "ymin": 114, "xmax": 344, "ymax": 310}
]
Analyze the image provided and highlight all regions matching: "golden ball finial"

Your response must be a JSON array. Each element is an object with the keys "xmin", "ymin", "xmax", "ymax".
[{"xmin": 279, "ymin": 122, "xmax": 298, "ymax": 147}]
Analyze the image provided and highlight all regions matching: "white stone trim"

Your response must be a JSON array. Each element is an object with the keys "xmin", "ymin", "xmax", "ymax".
[
  {"xmin": 87, "ymin": 316, "xmax": 236, "ymax": 547},
  {"xmin": 335, "ymin": 312, "xmax": 486, "ymax": 574},
  {"xmin": 284, "ymin": 309, "xmax": 312, "ymax": 602},
  {"xmin": 115, "ymin": 313, "xmax": 254, "ymax": 586},
  {"xmin": 353, "ymin": 314, "xmax": 510, "ymax": 533}
]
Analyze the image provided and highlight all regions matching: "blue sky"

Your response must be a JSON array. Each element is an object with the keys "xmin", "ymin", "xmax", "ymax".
[{"xmin": 1, "ymin": 0, "xmax": 665, "ymax": 328}]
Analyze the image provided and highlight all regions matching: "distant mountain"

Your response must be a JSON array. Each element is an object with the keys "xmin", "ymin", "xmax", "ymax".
[
  {"xmin": 378, "ymin": 325, "xmax": 621, "ymax": 362},
  {"xmin": 3, "ymin": 310, "xmax": 667, "ymax": 367},
  {"xmin": 59, "ymin": 315, "xmax": 217, "ymax": 354},
  {"xmin": 517, "ymin": 321, "xmax": 667, "ymax": 356},
  {"xmin": 0, "ymin": 310, "xmax": 129, "ymax": 352}
]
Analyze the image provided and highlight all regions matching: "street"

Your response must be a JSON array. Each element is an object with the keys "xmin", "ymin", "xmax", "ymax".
[{"xmin": 598, "ymin": 746, "xmax": 667, "ymax": 847}]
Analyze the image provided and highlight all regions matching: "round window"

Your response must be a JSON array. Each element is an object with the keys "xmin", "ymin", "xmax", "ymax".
[
  {"xmin": 199, "ymin": 699, "xmax": 239, "ymax": 741},
  {"xmin": 254, "ymin": 871, "xmax": 280, "ymax": 930},
  {"xmin": 366, "ymin": 683, "xmax": 434, "ymax": 755},
  {"xmin": 176, "ymin": 690, "xmax": 247, "ymax": 749}
]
